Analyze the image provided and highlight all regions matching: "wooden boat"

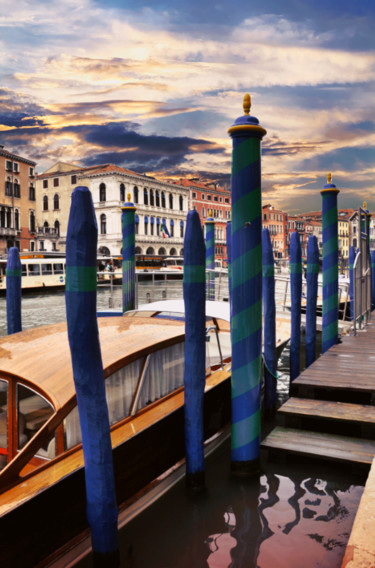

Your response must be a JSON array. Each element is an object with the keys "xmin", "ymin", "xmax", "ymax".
[{"xmin": 0, "ymin": 300, "xmax": 289, "ymax": 566}]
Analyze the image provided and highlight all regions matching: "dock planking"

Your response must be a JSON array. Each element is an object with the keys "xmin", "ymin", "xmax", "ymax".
[{"xmin": 262, "ymin": 316, "xmax": 375, "ymax": 466}]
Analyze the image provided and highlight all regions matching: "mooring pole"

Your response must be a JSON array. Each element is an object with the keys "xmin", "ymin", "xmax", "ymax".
[
  {"xmin": 305, "ymin": 235, "xmax": 319, "ymax": 368},
  {"xmin": 349, "ymin": 245, "xmax": 355, "ymax": 321},
  {"xmin": 65, "ymin": 186, "xmax": 119, "ymax": 566},
  {"xmin": 205, "ymin": 210, "xmax": 215, "ymax": 300},
  {"xmin": 262, "ymin": 228, "xmax": 277, "ymax": 416},
  {"xmin": 226, "ymin": 220, "xmax": 232, "ymax": 310},
  {"xmin": 290, "ymin": 231, "xmax": 302, "ymax": 382},
  {"xmin": 321, "ymin": 173, "xmax": 340, "ymax": 353},
  {"xmin": 228, "ymin": 93, "xmax": 266, "ymax": 475},
  {"xmin": 6, "ymin": 247, "xmax": 22, "ymax": 335},
  {"xmin": 121, "ymin": 193, "xmax": 136, "ymax": 313},
  {"xmin": 183, "ymin": 209, "xmax": 206, "ymax": 489}
]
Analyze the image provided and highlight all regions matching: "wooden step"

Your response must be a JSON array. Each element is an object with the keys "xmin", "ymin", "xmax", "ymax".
[
  {"xmin": 261, "ymin": 426, "xmax": 375, "ymax": 467},
  {"xmin": 277, "ymin": 398, "xmax": 375, "ymax": 438}
]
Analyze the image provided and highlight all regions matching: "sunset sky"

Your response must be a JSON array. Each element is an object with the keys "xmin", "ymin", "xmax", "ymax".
[{"xmin": 0, "ymin": 0, "xmax": 374, "ymax": 213}]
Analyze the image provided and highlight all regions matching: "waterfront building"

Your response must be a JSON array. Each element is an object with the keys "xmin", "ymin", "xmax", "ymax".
[
  {"xmin": 288, "ymin": 215, "xmax": 307, "ymax": 258},
  {"xmin": 36, "ymin": 163, "xmax": 188, "ymax": 257},
  {"xmin": 179, "ymin": 178, "xmax": 231, "ymax": 265},
  {"xmin": 262, "ymin": 204, "xmax": 288, "ymax": 259},
  {"xmin": 0, "ymin": 145, "xmax": 37, "ymax": 254}
]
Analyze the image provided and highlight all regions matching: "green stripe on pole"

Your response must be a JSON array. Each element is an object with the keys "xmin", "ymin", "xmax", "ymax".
[
  {"xmin": 232, "ymin": 137, "xmax": 260, "ymax": 175},
  {"xmin": 231, "ymin": 409, "xmax": 261, "ymax": 448},
  {"xmin": 231, "ymin": 355, "xmax": 262, "ymax": 397},
  {"xmin": 184, "ymin": 265, "xmax": 206, "ymax": 283},
  {"xmin": 231, "ymin": 190, "xmax": 261, "ymax": 234},
  {"xmin": 231, "ymin": 245, "xmax": 262, "ymax": 289},
  {"xmin": 66, "ymin": 266, "xmax": 97, "ymax": 292},
  {"xmin": 5, "ymin": 269, "xmax": 22, "ymax": 277},
  {"xmin": 290, "ymin": 263, "xmax": 302, "ymax": 274},
  {"xmin": 231, "ymin": 301, "xmax": 262, "ymax": 343}
]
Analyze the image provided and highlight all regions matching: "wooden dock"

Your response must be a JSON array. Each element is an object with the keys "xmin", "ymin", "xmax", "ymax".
[{"xmin": 262, "ymin": 317, "xmax": 375, "ymax": 469}]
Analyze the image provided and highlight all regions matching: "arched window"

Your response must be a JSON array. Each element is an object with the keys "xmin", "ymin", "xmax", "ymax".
[
  {"xmin": 135, "ymin": 246, "xmax": 142, "ymax": 254},
  {"xmin": 150, "ymin": 189, "xmax": 155, "ymax": 206},
  {"xmin": 54, "ymin": 220, "xmax": 60, "ymax": 236},
  {"xmin": 170, "ymin": 248, "xmax": 177, "ymax": 256},
  {"xmin": 14, "ymin": 209, "xmax": 19, "ymax": 230},
  {"xmin": 158, "ymin": 247, "xmax": 166, "ymax": 255},
  {"xmin": 169, "ymin": 193, "xmax": 173, "ymax": 209},
  {"xmin": 144, "ymin": 216, "xmax": 148, "ymax": 235},
  {"xmin": 99, "ymin": 183, "xmax": 106, "ymax": 202},
  {"xmin": 120, "ymin": 183, "xmax": 125, "ymax": 202},
  {"xmin": 144, "ymin": 188, "xmax": 148, "ymax": 205},
  {"xmin": 134, "ymin": 186, "xmax": 139, "ymax": 203},
  {"xmin": 146, "ymin": 247, "xmax": 155, "ymax": 255},
  {"xmin": 150, "ymin": 216, "xmax": 154, "ymax": 236},
  {"xmin": 180, "ymin": 220, "xmax": 184, "ymax": 238},
  {"xmin": 100, "ymin": 214, "xmax": 106, "ymax": 234},
  {"xmin": 30, "ymin": 211, "xmax": 35, "ymax": 233},
  {"xmin": 29, "ymin": 185, "xmax": 35, "ymax": 201},
  {"xmin": 44, "ymin": 221, "xmax": 49, "ymax": 234},
  {"xmin": 179, "ymin": 195, "xmax": 183, "ymax": 211},
  {"xmin": 53, "ymin": 194, "xmax": 59, "ymax": 210},
  {"xmin": 155, "ymin": 190, "xmax": 160, "ymax": 207},
  {"xmin": 43, "ymin": 195, "xmax": 48, "ymax": 211},
  {"xmin": 156, "ymin": 217, "xmax": 160, "ymax": 236},
  {"xmin": 170, "ymin": 219, "xmax": 174, "ymax": 237},
  {"xmin": 135, "ymin": 214, "xmax": 139, "ymax": 235}
]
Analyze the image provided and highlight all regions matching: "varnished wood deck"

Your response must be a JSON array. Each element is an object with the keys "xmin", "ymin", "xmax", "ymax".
[{"xmin": 262, "ymin": 316, "xmax": 375, "ymax": 466}]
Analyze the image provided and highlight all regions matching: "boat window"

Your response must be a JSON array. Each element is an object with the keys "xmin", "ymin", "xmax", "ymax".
[
  {"xmin": 21, "ymin": 265, "xmax": 27, "ymax": 277},
  {"xmin": 41, "ymin": 263, "xmax": 53, "ymax": 275},
  {"xmin": 0, "ymin": 380, "xmax": 8, "ymax": 471},
  {"xmin": 53, "ymin": 263, "xmax": 64, "ymax": 274},
  {"xmin": 27, "ymin": 264, "xmax": 40, "ymax": 276},
  {"xmin": 135, "ymin": 342, "xmax": 185, "ymax": 411},
  {"xmin": 64, "ymin": 405, "xmax": 82, "ymax": 450},
  {"xmin": 17, "ymin": 384, "xmax": 54, "ymax": 451},
  {"xmin": 105, "ymin": 357, "xmax": 145, "ymax": 424}
]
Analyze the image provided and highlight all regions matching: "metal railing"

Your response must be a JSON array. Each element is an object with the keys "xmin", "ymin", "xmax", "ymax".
[{"xmin": 353, "ymin": 208, "xmax": 371, "ymax": 334}]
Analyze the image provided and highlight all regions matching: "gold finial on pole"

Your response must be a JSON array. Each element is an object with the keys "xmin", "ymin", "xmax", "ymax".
[
  {"xmin": 243, "ymin": 93, "xmax": 251, "ymax": 116},
  {"xmin": 208, "ymin": 209, "xmax": 212, "ymax": 217},
  {"xmin": 127, "ymin": 192, "xmax": 131, "ymax": 202},
  {"xmin": 327, "ymin": 173, "xmax": 332, "ymax": 184},
  {"xmin": 363, "ymin": 201, "xmax": 367, "ymax": 209}
]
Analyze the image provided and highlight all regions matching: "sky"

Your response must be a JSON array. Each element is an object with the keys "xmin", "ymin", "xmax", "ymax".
[{"xmin": 0, "ymin": 0, "xmax": 374, "ymax": 213}]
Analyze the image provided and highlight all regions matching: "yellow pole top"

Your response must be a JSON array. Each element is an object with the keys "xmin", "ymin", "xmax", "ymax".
[
  {"xmin": 327, "ymin": 173, "xmax": 332, "ymax": 184},
  {"xmin": 208, "ymin": 209, "xmax": 212, "ymax": 217},
  {"xmin": 363, "ymin": 201, "xmax": 367, "ymax": 209},
  {"xmin": 243, "ymin": 93, "xmax": 251, "ymax": 115},
  {"xmin": 127, "ymin": 192, "xmax": 131, "ymax": 202}
]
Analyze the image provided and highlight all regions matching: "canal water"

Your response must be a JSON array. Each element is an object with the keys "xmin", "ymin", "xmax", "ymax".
[{"xmin": 0, "ymin": 284, "xmax": 365, "ymax": 567}]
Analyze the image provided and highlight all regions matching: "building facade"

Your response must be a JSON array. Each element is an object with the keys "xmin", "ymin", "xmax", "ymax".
[
  {"xmin": 36, "ymin": 162, "xmax": 189, "ymax": 257},
  {"xmin": 0, "ymin": 145, "xmax": 37, "ymax": 254},
  {"xmin": 262, "ymin": 204, "xmax": 288, "ymax": 259}
]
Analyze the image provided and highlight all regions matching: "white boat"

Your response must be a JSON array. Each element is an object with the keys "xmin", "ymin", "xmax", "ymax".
[{"xmin": 0, "ymin": 256, "xmax": 65, "ymax": 291}]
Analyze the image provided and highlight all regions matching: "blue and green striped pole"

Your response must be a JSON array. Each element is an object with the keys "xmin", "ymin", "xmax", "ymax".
[
  {"xmin": 6, "ymin": 247, "xmax": 22, "ymax": 335},
  {"xmin": 290, "ymin": 231, "xmax": 302, "ymax": 382},
  {"xmin": 65, "ymin": 186, "xmax": 119, "ymax": 565},
  {"xmin": 183, "ymin": 209, "xmax": 206, "ymax": 489},
  {"xmin": 205, "ymin": 211, "xmax": 215, "ymax": 300},
  {"xmin": 371, "ymin": 250, "xmax": 375, "ymax": 310},
  {"xmin": 121, "ymin": 193, "xmax": 136, "ymax": 313},
  {"xmin": 321, "ymin": 173, "xmax": 340, "ymax": 353},
  {"xmin": 228, "ymin": 93, "xmax": 266, "ymax": 474},
  {"xmin": 262, "ymin": 228, "xmax": 277, "ymax": 415},
  {"xmin": 305, "ymin": 235, "xmax": 319, "ymax": 368},
  {"xmin": 349, "ymin": 245, "xmax": 355, "ymax": 320}
]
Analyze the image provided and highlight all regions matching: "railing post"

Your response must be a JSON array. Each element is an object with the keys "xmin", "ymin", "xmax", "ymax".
[
  {"xmin": 305, "ymin": 235, "xmax": 319, "ymax": 368},
  {"xmin": 290, "ymin": 231, "xmax": 302, "ymax": 382},
  {"xmin": 121, "ymin": 193, "xmax": 136, "ymax": 313},
  {"xmin": 349, "ymin": 245, "xmax": 355, "ymax": 321},
  {"xmin": 183, "ymin": 210, "xmax": 206, "ymax": 489},
  {"xmin": 228, "ymin": 93, "xmax": 266, "ymax": 475},
  {"xmin": 6, "ymin": 247, "xmax": 22, "ymax": 335},
  {"xmin": 262, "ymin": 228, "xmax": 276, "ymax": 415},
  {"xmin": 65, "ymin": 186, "xmax": 119, "ymax": 565},
  {"xmin": 321, "ymin": 173, "xmax": 340, "ymax": 353}
]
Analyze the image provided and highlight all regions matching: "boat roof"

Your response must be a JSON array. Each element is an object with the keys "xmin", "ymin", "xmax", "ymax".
[
  {"xmin": 135, "ymin": 299, "xmax": 230, "ymax": 321},
  {"xmin": 0, "ymin": 317, "xmax": 184, "ymax": 412}
]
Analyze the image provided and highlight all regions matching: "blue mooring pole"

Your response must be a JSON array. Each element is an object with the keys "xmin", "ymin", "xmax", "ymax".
[
  {"xmin": 262, "ymin": 228, "xmax": 277, "ymax": 416},
  {"xmin": 121, "ymin": 193, "xmax": 136, "ymax": 313},
  {"xmin": 371, "ymin": 250, "xmax": 375, "ymax": 310},
  {"xmin": 305, "ymin": 235, "xmax": 319, "ymax": 368},
  {"xmin": 290, "ymin": 231, "xmax": 302, "ymax": 382},
  {"xmin": 321, "ymin": 173, "xmax": 340, "ymax": 354},
  {"xmin": 205, "ymin": 211, "xmax": 215, "ymax": 300},
  {"xmin": 228, "ymin": 93, "xmax": 266, "ymax": 475},
  {"xmin": 349, "ymin": 245, "xmax": 355, "ymax": 321},
  {"xmin": 6, "ymin": 247, "xmax": 22, "ymax": 335},
  {"xmin": 65, "ymin": 186, "xmax": 119, "ymax": 566},
  {"xmin": 183, "ymin": 209, "xmax": 206, "ymax": 489}
]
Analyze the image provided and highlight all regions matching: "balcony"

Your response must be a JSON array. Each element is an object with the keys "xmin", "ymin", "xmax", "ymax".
[
  {"xmin": 0, "ymin": 227, "xmax": 17, "ymax": 237},
  {"xmin": 37, "ymin": 227, "xmax": 59, "ymax": 239}
]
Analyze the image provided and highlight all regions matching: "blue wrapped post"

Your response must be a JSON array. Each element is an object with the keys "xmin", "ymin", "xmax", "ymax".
[
  {"xmin": 321, "ymin": 173, "xmax": 340, "ymax": 353},
  {"xmin": 262, "ymin": 229, "xmax": 277, "ymax": 416},
  {"xmin": 305, "ymin": 236, "xmax": 319, "ymax": 368},
  {"xmin": 226, "ymin": 220, "xmax": 232, "ymax": 309},
  {"xmin": 371, "ymin": 250, "xmax": 375, "ymax": 310},
  {"xmin": 228, "ymin": 93, "xmax": 266, "ymax": 475},
  {"xmin": 205, "ymin": 210, "xmax": 215, "ymax": 300},
  {"xmin": 121, "ymin": 193, "xmax": 136, "ymax": 313},
  {"xmin": 183, "ymin": 210, "xmax": 206, "ymax": 489},
  {"xmin": 290, "ymin": 231, "xmax": 302, "ymax": 382},
  {"xmin": 6, "ymin": 247, "xmax": 22, "ymax": 335},
  {"xmin": 349, "ymin": 245, "xmax": 355, "ymax": 320},
  {"xmin": 65, "ymin": 187, "xmax": 119, "ymax": 565}
]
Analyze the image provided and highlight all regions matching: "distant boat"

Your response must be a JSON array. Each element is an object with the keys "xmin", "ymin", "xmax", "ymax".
[{"xmin": 0, "ymin": 256, "xmax": 65, "ymax": 291}]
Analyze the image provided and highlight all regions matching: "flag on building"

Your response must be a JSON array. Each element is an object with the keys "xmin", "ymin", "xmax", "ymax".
[{"xmin": 161, "ymin": 219, "xmax": 171, "ymax": 238}]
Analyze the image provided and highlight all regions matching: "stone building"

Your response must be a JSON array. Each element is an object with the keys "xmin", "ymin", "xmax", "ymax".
[
  {"xmin": 0, "ymin": 145, "xmax": 37, "ymax": 254},
  {"xmin": 262, "ymin": 204, "xmax": 288, "ymax": 259}
]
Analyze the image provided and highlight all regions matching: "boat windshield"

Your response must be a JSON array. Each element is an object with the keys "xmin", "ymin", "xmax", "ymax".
[{"xmin": 0, "ymin": 380, "xmax": 8, "ymax": 471}]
